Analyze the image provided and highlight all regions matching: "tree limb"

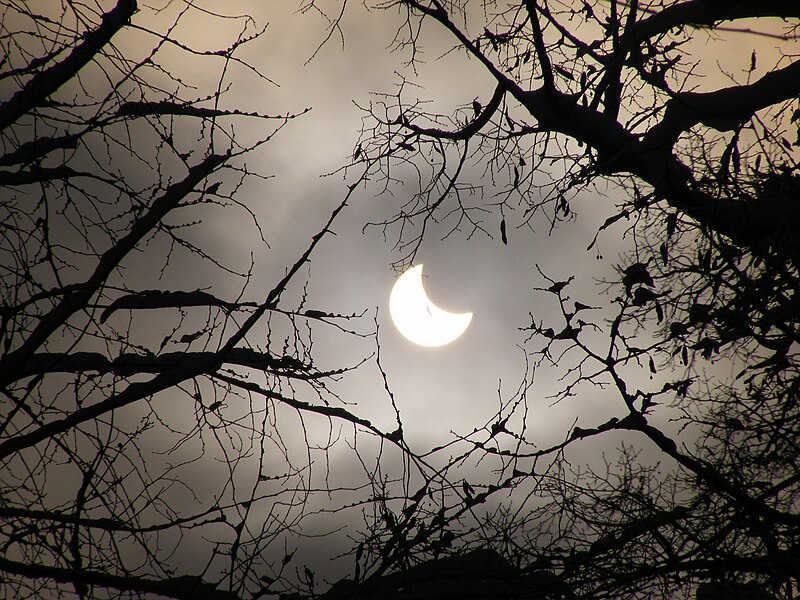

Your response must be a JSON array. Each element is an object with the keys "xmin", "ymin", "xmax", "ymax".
[
  {"xmin": 0, "ymin": 0, "xmax": 137, "ymax": 133},
  {"xmin": 631, "ymin": 0, "xmax": 800, "ymax": 45},
  {"xmin": 0, "ymin": 555, "xmax": 240, "ymax": 600},
  {"xmin": 0, "ymin": 152, "xmax": 227, "ymax": 387}
]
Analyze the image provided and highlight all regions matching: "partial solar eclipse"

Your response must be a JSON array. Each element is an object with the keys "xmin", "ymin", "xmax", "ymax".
[{"xmin": 389, "ymin": 264, "xmax": 472, "ymax": 347}]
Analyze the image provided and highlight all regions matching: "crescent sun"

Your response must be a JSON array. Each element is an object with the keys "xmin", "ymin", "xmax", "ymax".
[{"xmin": 389, "ymin": 264, "xmax": 473, "ymax": 347}]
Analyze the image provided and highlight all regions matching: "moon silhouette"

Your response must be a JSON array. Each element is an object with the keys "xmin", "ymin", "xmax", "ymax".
[{"xmin": 389, "ymin": 264, "xmax": 473, "ymax": 347}]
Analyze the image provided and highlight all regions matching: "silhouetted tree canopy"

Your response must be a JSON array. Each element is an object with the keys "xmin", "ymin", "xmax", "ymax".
[
  {"xmin": 342, "ymin": 0, "xmax": 800, "ymax": 598},
  {"xmin": 0, "ymin": 2, "xmax": 378, "ymax": 598},
  {"xmin": 2, "ymin": 1, "xmax": 799, "ymax": 599}
]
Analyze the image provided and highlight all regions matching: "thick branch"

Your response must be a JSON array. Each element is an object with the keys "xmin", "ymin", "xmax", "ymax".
[
  {"xmin": 0, "ymin": 165, "xmax": 84, "ymax": 186},
  {"xmin": 0, "ymin": 555, "xmax": 239, "ymax": 600},
  {"xmin": 0, "ymin": 0, "xmax": 137, "ymax": 133},
  {"xmin": 618, "ymin": 412, "xmax": 800, "ymax": 526},
  {"xmin": 0, "ymin": 132, "xmax": 85, "ymax": 167},
  {"xmin": 632, "ymin": 0, "xmax": 800, "ymax": 44},
  {"xmin": 404, "ymin": 84, "xmax": 504, "ymax": 140},
  {"xmin": 524, "ymin": 0, "xmax": 557, "ymax": 93},
  {"xmin": 0, "ymin": 102, "xmax": 279, "ymax": 168},
  {"xmin": 116, "ymin": 101, "xmax": 278, "ymax": 120},
  {"xmin": 492, "ymin": 79, "xmax": 799, "ymax": 257},
  {"xmin": 0, "ymin": 178, "xmax": 356, "ymax": 460},
  {"xmin": 644, "ymin": 60, "xmax": 800, "ymax": 149},
  {"xmin": 0, "ymin": 152, "xmax": 227, "ymax": 387},
  {"xmin": 99, "ymin": 290, "xmax": 243, "ymax": 322},
  {"xmin": 0, "ymin": 504, "xmax": 224, "ymax": 534},
  {"xmin": 214, "ymin": 372, "xmax": 387, "ymax": 439},
  {"xmin": 0, "ymin": 362, "xmax": 211, "ymax": 461},
  {"xmin": 585, "ymin": 504, "xmax": 690, "ymax": 559},
  {"xmin": 0, "ymin": 165, "xmax": 126, "ymax": 189},
  {"xmin": 400, "ymin": 1, "xmax": 800, "ymax": 258},
  {"xmin": 15, "ymin": 348, "xmax": 308, "ymax": 380}
]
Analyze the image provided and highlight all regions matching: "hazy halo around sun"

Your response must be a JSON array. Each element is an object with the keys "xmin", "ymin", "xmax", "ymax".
[{"xmin": 389, "ymin": 264, "xmax": 473, "ymax": 347}]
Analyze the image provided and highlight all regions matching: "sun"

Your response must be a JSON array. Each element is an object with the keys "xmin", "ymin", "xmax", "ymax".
[{"xmin": 389, "ymin": 264, "xmax": 472, "ymax": 347}]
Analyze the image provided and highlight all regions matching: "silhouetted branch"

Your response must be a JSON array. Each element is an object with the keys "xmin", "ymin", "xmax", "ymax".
[
  {"xmin": 0, "ymin": 0, "xmax": 137, "ymax": 132},
  {"xmin": 0, "ymin": 555, "xmax": 241, "ymax": 600}
]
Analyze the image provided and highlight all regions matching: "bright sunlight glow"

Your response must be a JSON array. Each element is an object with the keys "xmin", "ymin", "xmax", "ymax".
[{"xmin": 389, "ymin": 264, "xmax": 473, "ymax": 347}]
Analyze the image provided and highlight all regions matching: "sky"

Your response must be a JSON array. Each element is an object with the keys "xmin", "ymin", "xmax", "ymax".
[
  {"xmin": 155, "ymin": 2, "xmax": 645, "ymax": 582},
  {"xmin": 15, "ymin": 0, "xmax": 796, "ymax": 593},
  {"xmin": 108, "ymin": 0, "xmax": 772, "ymax": 583},
  {"xmin": 93, "ymin": 2, "xmax": 631, "ymax": 584},
  {"xmin": 214, "ymin": 8, "xmax": 795, "ymax": 587},
  {"xmin": 227, "ymin": 1, "xmax": 621, "ymax": 420}
]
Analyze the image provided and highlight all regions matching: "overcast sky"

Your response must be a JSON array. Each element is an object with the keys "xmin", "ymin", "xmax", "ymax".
[
  {"xmin": 216, "ymin": 2, "xmax": 623, "ymax": 433},
  {"xmin": 185, "ymin": 6, "xmax": 634, "ymax": 581},
  {"xmin": 85, "ymin": 1, "xmax": 796, "ymax": 588}
]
